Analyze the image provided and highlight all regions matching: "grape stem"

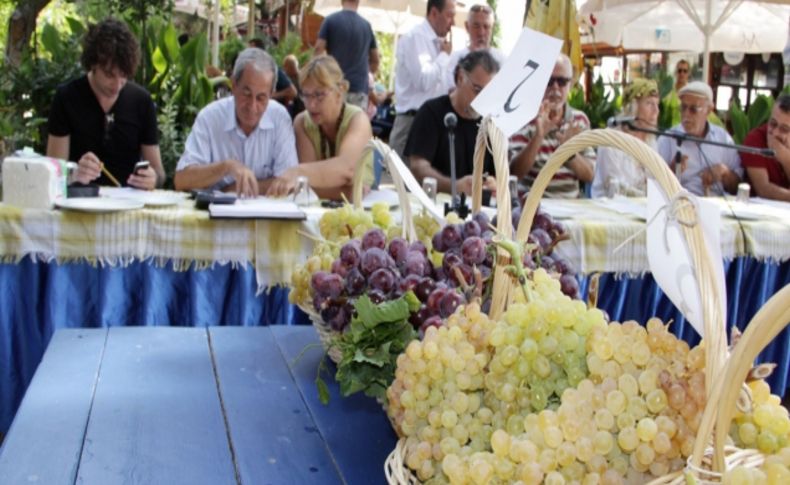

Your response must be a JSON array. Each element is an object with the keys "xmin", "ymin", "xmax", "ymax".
[
  {"xmin": 297, "ymin": 229, "xmax": 339, "ymax": 249},
  {"xmin": 492, "ymin": 236, "xmax": 534, "ymax": 303}
]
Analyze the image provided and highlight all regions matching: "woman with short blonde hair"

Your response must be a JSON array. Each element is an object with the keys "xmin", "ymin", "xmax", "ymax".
[{"xmin": 266, "ymin": 55, "xmax": 373, "ymax": 200}]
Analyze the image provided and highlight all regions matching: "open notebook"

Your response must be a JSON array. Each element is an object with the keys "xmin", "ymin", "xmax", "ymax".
[{"xmin": 208, "ymin": 197, "xmax": 306, "ymax": 220}]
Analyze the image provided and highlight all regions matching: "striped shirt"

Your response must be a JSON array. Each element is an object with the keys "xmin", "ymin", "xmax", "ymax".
[{"xmin": 508, "ymin": 105, "xmax": 596, "ymax": 199}]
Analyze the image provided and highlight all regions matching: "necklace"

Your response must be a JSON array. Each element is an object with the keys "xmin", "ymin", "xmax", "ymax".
[{"xmin": 319, "ymin": 103, "xmax": 346, "ymax": 159}]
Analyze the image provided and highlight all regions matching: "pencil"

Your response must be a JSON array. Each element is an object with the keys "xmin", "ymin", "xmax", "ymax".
[{"xmin": 101, "ymin": 163, "xmax": 122, "ymax": 187}]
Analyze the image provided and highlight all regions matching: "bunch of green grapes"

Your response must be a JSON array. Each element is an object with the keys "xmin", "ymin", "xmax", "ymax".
[
  {"xmin": 724, "ymin": 446, "xmax": 790, "ymax": 484},
  {"xmin": 288, "ymin": 241, "xmax": 335, "ymax": 305},
  {"xmin": 318, "ymin": 201, "xmax": 393, "ymax": 241},
  {"xmin": 414, "ymin": 210, "xmax": 442, "ymax": 249},
  {"xmin": 386, "ymin": 302, "xmax": 497, "ymax": 483},
  {"xmin": 730, "ymin": 378, "xmax": 790, "ymax": 455}
]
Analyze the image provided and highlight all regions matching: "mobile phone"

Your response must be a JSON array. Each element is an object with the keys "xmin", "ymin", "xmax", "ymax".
[{"xmin": 134, "ymin": 160, "xmax": 150, "ymax": 175}]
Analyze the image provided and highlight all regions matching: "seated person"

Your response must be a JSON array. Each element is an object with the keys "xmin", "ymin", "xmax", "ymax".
[
  {"xmin": 174, "ymin": 48, "xmax": 298, "ymax": 197},
  {"xmin": 657, "ymin": 81, "xmax": 742, "ymax": 196},
  {"xmin": 405, "ymin": 50, "xmax": 499, "ymax": 196},
  {"xmin": 46, "ymin": 17, "xmax": 164, "ymax": 189},
  {"xmin": 266, "ymin": 55, "xmax": 373, "ymax": 201},
  {"xmin": 741, "ymin": 93, "xmax": 790, "ymax": 201},
  {"xmin": 509, "ymin": 54, "xmax": 595, "ymax": 199},
  {"xmin": 591, "ymin": 78, "xmax": 659, "ymax": 198}
]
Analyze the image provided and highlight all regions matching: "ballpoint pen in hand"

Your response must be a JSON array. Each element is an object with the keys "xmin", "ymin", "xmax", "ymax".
[{"xmin": 100, "ymin": 163, "xmax": 122, "ymax": 187}]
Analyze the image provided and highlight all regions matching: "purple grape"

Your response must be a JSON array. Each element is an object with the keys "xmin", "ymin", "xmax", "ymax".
[
  {"xmin": 419, "ymin": 315, "xmax": 444, "ymax": 338},
  {"xmin": 361, "ymin": 228, "xmax": 386, "ymax": 251},
  {"xmin": 415, "ymin": 277, "xmax": 436, "ymax": 302},
  {"xmin": 331, "ymin": 259, "xmax": 349, "ymax": 277},
  {"xmin": 403, "ymin": 251, "xmax": 430, "ymax": 277},
  {"xmin": 312, "ymin": 293, "xmax": 328, "ymax": 312},
  {"xmin": 369, "ymin": 268, "xmax": 397, "ymax": 295},
  {"xmin": 433, "ymin": 267, "xmax": 447, "ymax": 281},
  {"xmin": 461, "ymin": 236, "xmax": 487, "ymax": 266},
  {"xmin": 345, "ymin": 268, "xmax": 366, "ymax": 296},
  {"xmin": 367, "ymin": 289, "xmax": 386, "ymax": 304},
  {"xmin": 440, "ymin": 224, "xmax": 464, "ymax": 250},
  {"xmin": 478, "ymin": 265, "xmax": 492, "ymax": 281},
  {"xmin": 462, "ymin": 220, "xmax": 482, "ymax": 239},
  {"xmin": 442, "ymin": 249, "xmax": 463, "ymax": 276},
  {"xmin": 551, "ymin": 220, "xmax": 567, "ymax": 239},
  {"xmin": 438, "ymin": 291, "xmax": 465, "ymax": 318},
  {"xmin": 321, "ymin": 301, "xmax": 350, "ymax": 331},
  {"xmin": 481, "ymin": 230, "xmax": 494, "ymax": 245},
  {"xmin": 388, "ymin": 237, "xmax": 409, "ymax": 265},
  {"xmin": 311, "ymin": 271, "xmax": 344, "ymax": 299},
  {"xmin": 431, "ymin": 232, "xmax": 446, "ymax": 253},
  {"xmin": 530, "ymin": 228, "xmax": 552, "ymax": 253},
  {"xmin": 409, "ymin": 304, "xmax": 434, "ymax": 329},
  {"xmin": 448, "ymin": 263, "xmax": 473, "ymax": 287},
  {"xmin": 472, "ymin": 211, "xmax": 491, "ymax": 231},
  {"xmin": 559, "ymin": 274, "xmax": 580, "ymax": 299},
  {"xmin": 540, "ymin": 255, "xmax": 555, "ymax": 271},
  {"xmin": 399, "ymin": 274, "xmax": 421, "ymax": 294},
  {"xmin": 409, "ymin": 240, "xmax": 428, "ymax": 256},
  {"xmin": 481, "ymin": 298, "xmax": 491, "ymax": 314},
  {"xmin": 522, "ymin": 253, "xmax": 536, "ymax": 270},
  {"xmin": 360, "ymin": 247, "xmax": 389, "ymax": 276},
  {"xmin": 511, "ymin": 204, "xmax": 523, "ymax": 230},
  {"xmin": 339, "ymin": 240, "xmax": 362, "ymax": 268},
  {"xmin": 553, "ymin": 258, "xmax": 574, "ymax": 275},
  {"xmin": 533, "ymin": 211, "xmax": 554, "ymax": 233},
  {"xmin": 427, "ymin": 286, "xmax": 449, "ymax": 313}
]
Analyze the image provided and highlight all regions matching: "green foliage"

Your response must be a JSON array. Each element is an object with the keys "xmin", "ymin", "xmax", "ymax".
[
  {"xmin": 219, "ymin": 35, "xmax": 245, "ymax": 76},
  {"xmin": 568, "ymin": 76, "xmax": 621, "ymax": 129},
  {"xmin": 375, "ymin": 32, "xmax": 395, "ymax": 90},
  {"xmin": 0, "ymin": 16, "xmax": 83, "ymax": 153},
  {"xmin": 268, "ymin": 32, "xmax": 312, "ymax": 68},
  {"xmin": 729, "ymin": 94, "xmax": 773, "ymax": 144}
]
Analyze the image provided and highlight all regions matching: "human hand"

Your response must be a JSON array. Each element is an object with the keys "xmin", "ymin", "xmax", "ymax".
[
  {"xmin": 671, "ymin": 154, "xmax": 688, "ymax": 176},
  {"xmin": 127, "ymin": 166, "xmax": 157, "ymax": 190},
  {"xmin": 440, "ymin": 34, "xmax": 452, "ymax": 55},
  {"xmin": 767, "ymin": 132, "xmax": 790, "ymax": 163},
  {"xmin": 74, "ymin": 152, "xmax": 102, "ymax": 184},
  {"xmin": 226, "ymin": 160, "xmax": 258, "ymax": 198},
  {"xmin": 265, "ymin": 169, "xmax": 299, "ymax": 198},
  {"xmin": 700, "ymin": 163, "xmax": 729, "ymax": 192},
  {"xmin": 535, "ymin": 100, "xmax": 562, "ymax": 137},
  {"xmin": 555, "ymin": 123, "xmax": 585, "ymax": 145}
]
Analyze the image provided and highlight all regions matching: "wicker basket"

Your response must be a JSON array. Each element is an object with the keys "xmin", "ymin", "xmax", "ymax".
[
  {"xmin": 384, "ymin": 126, "xmax": 732, "ymax": 484},
  {"xmin": 299, "ymin": 139, "xmax": 422, "ymax": 363}
]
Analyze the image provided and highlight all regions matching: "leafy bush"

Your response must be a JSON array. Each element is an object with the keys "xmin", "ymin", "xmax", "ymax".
[
  {"xmin": 568, "ymin": 76, "xmax": 620, "ymax": 129},
  {"xmin": 730, "ymin": 94, "xmax": 773, "ymax": 144}
]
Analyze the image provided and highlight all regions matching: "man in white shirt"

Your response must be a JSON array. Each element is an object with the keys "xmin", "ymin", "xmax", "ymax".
[
  {"xmin": 175, "ymin": 48, "xmax": 297, "ymax": 197},
  {"xmin": 388, "ymin": 0, "xmax": 456, "ymax": 160},
  {"xmin": 444, "ymin": 4, "xmax": 505, "ymax": 92},
  {"xmin": 657, "ymin": 81, "xmax": 742, "ymax": 196}
]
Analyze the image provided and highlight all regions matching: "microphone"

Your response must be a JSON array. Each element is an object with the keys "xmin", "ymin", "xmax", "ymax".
[
  {"xmin": 444, "ymin": 112, "xmax": 458, "ymax": 131},
  {"xmin": 607, "ymin": 116, "xmax": 636, "ymax": 128}
]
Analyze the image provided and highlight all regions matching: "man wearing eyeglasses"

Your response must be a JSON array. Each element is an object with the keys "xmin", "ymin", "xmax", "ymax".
[
  {"xmin": 47, "ymin": 18, "xmax": 164, "ymax": 189},
  {"xmin": 657, "ymin": 81, "xmax": 742, "ymax": 196},
  {"xmin": 174, "ymin": 48, "xmax": 298, "ymax": 198},
  {"xmin": 443, "ymin": 4, "xmax": 505, "ymax": 92},
  {"xmin": 405, "ymin": 51, "xmax": 499, "ymax": 195},
  {"xmin": 509, "ymin": 54, "xmax": 596, "ymax": 199},
  {"xmin": 740, "ymin": 94, "xmax": 790, "ymax": 201},
  {"xmin": 389, "ymin": 0, "xmax": 457, "ymax": 161}
]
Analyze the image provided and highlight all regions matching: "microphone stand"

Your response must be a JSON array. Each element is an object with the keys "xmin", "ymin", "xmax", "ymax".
[{"xmin": 444, "ymin": 121, "xmax": 469, "ymax": 219}]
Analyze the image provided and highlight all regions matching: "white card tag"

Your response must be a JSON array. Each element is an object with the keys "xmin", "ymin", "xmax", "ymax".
[
  {"xmin": 645, "ymin": 179, "xmax": 727, "ymax": 338},
  {"xmin": 383, "ymin": 148, "xmax": 446, "ymax": 223},
  {"xmin": 471, "ymin": 27, "xmax": 563, "ymax": 138}
]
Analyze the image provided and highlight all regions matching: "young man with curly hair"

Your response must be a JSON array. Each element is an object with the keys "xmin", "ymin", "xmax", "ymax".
[{"xmin": 47, "ymin": 18, "xmax": 164, "ymax": 189}]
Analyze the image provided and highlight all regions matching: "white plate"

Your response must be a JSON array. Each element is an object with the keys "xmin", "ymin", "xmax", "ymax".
[
  {"xmin": 99, "ymin": 187, "xmax": 185, "ymax": 207},
  {"xmin": 56, "ymin": 197, "xmax": 144, "ymax": 213},
  {"xmin": 137, "ymin": 194, "xmax": 183, "ymax": 207}
]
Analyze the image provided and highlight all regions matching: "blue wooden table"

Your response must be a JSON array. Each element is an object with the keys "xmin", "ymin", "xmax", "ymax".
[{"xmin": 0, "ymin": 326, "xmax": 398, "ymax": 485}]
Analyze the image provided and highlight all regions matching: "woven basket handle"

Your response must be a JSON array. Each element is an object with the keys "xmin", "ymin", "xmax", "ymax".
[
  {"xmin": 514, "ymin": 128, "xmax": 728, "ymax": 395},
  {"xmin": 698, "ymin": 284, "xmax": 790, "ymax": 472},
  {"xmin": 351, "ymin": 139, "xmax": 418, "ymax": 243}
]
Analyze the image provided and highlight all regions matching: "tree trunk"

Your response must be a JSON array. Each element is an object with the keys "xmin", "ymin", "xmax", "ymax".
[{"xmin": 5, "ymin": 0, "xmax": 52, "ymax": 68}]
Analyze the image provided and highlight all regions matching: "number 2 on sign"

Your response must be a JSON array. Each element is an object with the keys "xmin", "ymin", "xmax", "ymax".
[{"xmin": 504, "ymin": 59, "xmax": 539, "ymax": 113}]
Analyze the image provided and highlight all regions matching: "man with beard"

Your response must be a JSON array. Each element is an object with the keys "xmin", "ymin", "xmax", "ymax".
[
  {"xmin": 405, "ymin": 50, "xmax": 499, "ymax": 195},
  {"xmin": 508, "ymin": 54, "xmax": 595, "ymax": 198}
]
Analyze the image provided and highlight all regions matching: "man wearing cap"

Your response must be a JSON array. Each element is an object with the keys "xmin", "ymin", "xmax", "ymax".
[
  {"xmin": 657, "ymin": 81, "xmax": 742, "ymax": 196},
  {"xmin": 741, "ymin": 93, "xmax": 790, "ymax": 201},
  {"xmin": 509, "ymin": 54, "xmax": 596, "ymax": 199}
]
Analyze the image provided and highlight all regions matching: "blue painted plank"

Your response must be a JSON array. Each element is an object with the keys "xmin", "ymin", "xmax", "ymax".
[
  {"xmin": 76, "ymin": 327, "xmax": 237, "ymax": 485},
  {"xmin": 0, "ymin": 328, "xmax": 107, "ymax": 485},
  {"xmin": 271, "ymin": 326, "xmax": 399, "ymax": 485},
  {"xmin": 208, "ymin": 327, "xmax": 342, "ymax": 485}
]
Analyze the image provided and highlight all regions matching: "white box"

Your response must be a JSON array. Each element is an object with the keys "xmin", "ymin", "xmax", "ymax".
[{"xmin": 2, "ymin": 155, "xmax": 68, "ymax": 209}]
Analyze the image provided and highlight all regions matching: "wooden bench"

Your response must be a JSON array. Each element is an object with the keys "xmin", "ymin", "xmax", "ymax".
[{"xmin": 0, "ymin": 326, "xmax": 397, "ymax": 484}]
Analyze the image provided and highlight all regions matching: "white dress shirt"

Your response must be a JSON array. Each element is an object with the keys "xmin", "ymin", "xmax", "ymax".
[
  {"xmin": 177, "ymin": 97, "xmax": 297, "ymax": 191},
  {"xmin": 444, "ymin": 46, "xmax": 506, "ymax": 92},
  {"xmin": 394, "ymin": 20, "xmax": 452, "ymax": 114},
  {"xmin": 656, "ymin": 123, "xmax": 743, "ymax": 196},
  {"xmin": 591, "ymin": 137, "xmax": 656, "ymax": 198}
]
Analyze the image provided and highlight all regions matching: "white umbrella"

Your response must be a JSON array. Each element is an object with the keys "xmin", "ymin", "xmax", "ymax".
[{"xmin": 578, "ymin": 0, "xmax": 790, "ymax": 82}]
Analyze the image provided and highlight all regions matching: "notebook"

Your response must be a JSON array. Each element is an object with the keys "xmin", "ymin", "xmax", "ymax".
[{"xmin": 208, "ymin": 197, "xmax": 306, "ymax": 220}]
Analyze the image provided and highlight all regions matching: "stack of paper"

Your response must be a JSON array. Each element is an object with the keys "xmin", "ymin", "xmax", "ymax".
[{"xmin": 209, "ymin": 197, "xmax": 306, "ymax": 220}]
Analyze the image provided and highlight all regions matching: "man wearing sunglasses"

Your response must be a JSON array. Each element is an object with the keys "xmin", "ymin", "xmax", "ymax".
[
  {"xmin": 656, "ymin": 81, "xmax": 742, "ymax": 196},
  {"xmin": 443, "ymin": 4, "xmax": 505, "ymax": 92},
  {"xmin": 740, "ymin": 94, "xmax": 790, "ymax": 201},
  {"xmin": 509, "ymin": 54, "xmax": 596, "ymax": 199}
]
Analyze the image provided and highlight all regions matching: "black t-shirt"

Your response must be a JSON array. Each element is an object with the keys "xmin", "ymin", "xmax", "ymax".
[
  {"xmin": 48, "ymin": 75, "xmax": 158, "ymax": 186},
  {"xmin": 404, "ymin": 95, "xmax": 494, "ymax": 179}
]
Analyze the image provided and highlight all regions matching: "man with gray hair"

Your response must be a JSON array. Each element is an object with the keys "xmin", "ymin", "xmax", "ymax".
[
  {"xmin": 175, "ymin": 48, "xmax": 297, "ymax": 197},
  {"xmin": 444, "ymin": 3, "xmax": 505, "ymax": 92}
]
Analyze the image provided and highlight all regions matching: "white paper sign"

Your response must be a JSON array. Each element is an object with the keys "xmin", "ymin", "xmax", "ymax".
[
  {"xmin": 470, "ymin": 28, "xmax": 563, "ymax": 138},
  {"xmin": 645, "ymin": 179, "xmax": 727, "ymax": 338}
]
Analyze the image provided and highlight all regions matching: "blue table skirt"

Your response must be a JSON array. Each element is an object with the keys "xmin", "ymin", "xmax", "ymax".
[{"xmin": 1, "ymin": 256, "xmax": 787, "ymax": 434}]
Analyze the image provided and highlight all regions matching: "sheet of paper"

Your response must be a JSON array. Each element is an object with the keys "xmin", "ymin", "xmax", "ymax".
[
  {"xmin": 646, "ymin": 179, "xmax": 726, "ymax": 338},
  {"xmin": 209, "ymin": 197, "xmax": 306, "ymax": 220},
  {"xmin": 591, "ymin": 196, "xmax": 647, "ymax": 220},
  {"xmin": 471, "ymin": 28, "xmax": 563, "ymax": 137}
]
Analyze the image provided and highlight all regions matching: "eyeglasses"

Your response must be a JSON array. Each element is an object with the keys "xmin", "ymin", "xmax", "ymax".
[
  {"xmin": 470, "ymin": 4, "xmax": 493, "ymax": 14},
  {"xmin": 768, "ymin": 118, "xmax": 790, "ymax": 136},
  {"xmin": 300, "ymin": 90, "xmax": 329, "ymax": 104},
  {"xmin": 462, "ymin": 72, "xmax": 485, "ymax": 94},
  {"xmin": 676, "ymin": 68, "xmax": 689, "ymax": 74},
  {"xmin": 547, "ymin": 77, "xmax": 571, "ymax": 88},
  {"xmin": 680, "ymin": 103, "xmax": 706, "ymax": 114}
]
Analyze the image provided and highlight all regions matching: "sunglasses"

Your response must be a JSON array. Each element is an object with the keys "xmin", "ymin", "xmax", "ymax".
[
  {"xmin": 547, "ymin": 77, "xmax": 571, "ymax": 88},
  {"xmin": 676, "ymin": 68, "xmax": 689, "ymax": 74}
]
